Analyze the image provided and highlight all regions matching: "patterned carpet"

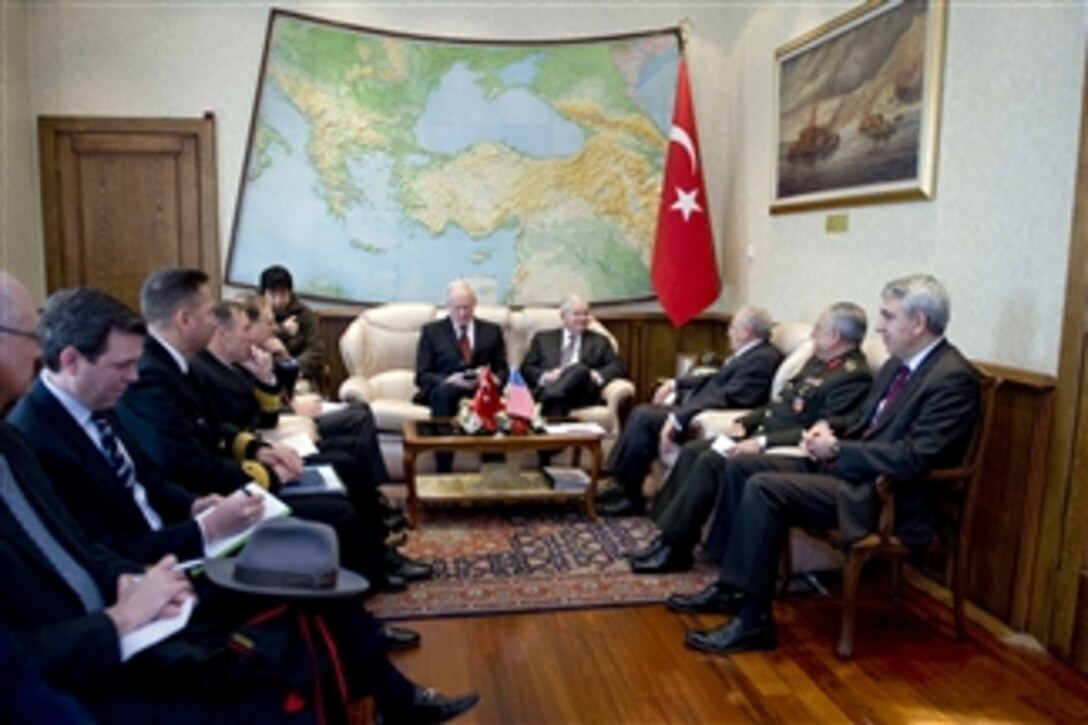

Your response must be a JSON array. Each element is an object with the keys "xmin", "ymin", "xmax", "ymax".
[{"xmin": 366, "ymin": 504, "xmax": 717, "ymax": 620}]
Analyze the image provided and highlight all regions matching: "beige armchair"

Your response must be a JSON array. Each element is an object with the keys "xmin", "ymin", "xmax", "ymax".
[{"xmin": 338, "ymin": 303, "xmax": 635, "ymax": 480}]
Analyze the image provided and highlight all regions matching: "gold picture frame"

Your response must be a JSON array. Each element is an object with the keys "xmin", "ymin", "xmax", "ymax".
[{"xmin": 771, "ymin": 0, "xmax": 948, "ymax": 214}]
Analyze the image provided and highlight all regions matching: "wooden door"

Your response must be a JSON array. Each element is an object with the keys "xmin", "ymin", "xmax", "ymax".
[{"xmin": 38, "ymin": 116, "xmax": 219, "ymax": 310}]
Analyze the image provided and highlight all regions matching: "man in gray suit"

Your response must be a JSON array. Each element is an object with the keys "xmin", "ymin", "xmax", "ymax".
[
  {"xmin": 520, "ymin": 295, "xmax": 626, "ymax": 417},
  {"xmin": 669, "ymin": 275, "xmax": 981, "ymax": 656}
]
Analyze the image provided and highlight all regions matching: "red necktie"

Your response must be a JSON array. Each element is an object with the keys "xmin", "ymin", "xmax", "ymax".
[
  {"xmin": 869, "ymin": 364, "xmax": 910, "ymax": 430},
  {"xmin": 458, "ymin": 326, "xmax": 472, "ymax": 364}
]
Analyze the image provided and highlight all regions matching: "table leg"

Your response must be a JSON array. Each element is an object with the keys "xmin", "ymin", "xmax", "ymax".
[
  {"xmin": 403, "ymin": 448, "xmax": 419, "ymax": 528},
  {"xmin": 585, "ymin": 442, "xmax": 601, "ymax": 521}
]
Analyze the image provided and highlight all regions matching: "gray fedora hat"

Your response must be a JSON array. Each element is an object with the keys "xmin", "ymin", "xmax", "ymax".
[{"xmin": 204, "ymin": 518, "xmax": 369, "ymax": 598}]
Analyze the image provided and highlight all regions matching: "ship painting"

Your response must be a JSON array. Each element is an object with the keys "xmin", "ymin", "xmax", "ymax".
[{"xmin": 774, "ymin": 0, "xmax": 941, "ymax": 206}]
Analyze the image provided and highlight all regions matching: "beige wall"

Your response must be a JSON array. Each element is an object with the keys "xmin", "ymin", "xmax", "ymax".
[
  {"xmin": 1, "ymin": 1, "xmax": 39, "ymax": 298},
  {"xmin": 4, "ymin": 0, "xmax": 1085, "ymax": 373}
]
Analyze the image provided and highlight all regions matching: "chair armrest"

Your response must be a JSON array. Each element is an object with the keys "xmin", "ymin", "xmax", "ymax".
[
  {"xmin": 339, "ymin": 375, "xmax": 373, "ymax": 404},
  {"xmin": 600, "ymin": 378, "xmax": 636, "ymax": 428},
  {"xmin": 689, "ymin": 409, "xmax": 751, "ymax": 439}
]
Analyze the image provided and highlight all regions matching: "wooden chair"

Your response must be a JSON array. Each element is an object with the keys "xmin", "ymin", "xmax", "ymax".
[{"xmin": 783, "ymin": 371, "xmax": 1000, "ymax": 659}]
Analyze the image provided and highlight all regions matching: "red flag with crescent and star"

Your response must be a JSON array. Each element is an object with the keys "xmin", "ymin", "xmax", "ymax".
[{"xmin": 651, "ymin": 59, "xmax": 721, "ymax": 328}]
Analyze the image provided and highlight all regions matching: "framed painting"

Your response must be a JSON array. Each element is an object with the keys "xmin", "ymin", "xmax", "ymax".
[{"xmin": 771, "ymin": 0, "xmax": 948, "ymax": 213}]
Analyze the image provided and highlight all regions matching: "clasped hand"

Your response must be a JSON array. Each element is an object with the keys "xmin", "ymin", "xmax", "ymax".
[{"xmin": 801, "ymin": 420, "xmax": 838, "ymax": 461}]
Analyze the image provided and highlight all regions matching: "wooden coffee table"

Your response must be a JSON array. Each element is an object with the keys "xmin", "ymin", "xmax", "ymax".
[{"xmin": 401, "ymin": 419, "xmax": 604, "ymax": 527}]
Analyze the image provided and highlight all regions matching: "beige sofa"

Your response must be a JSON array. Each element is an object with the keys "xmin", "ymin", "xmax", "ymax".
[{"xmin": 338, "ymin": 303, "xmax": 636, "ymax": 480}]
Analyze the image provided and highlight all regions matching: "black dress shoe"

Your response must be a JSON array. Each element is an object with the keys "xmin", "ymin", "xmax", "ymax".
[
  {"xmin": 383, "ymin": 511, "xmax": 408, "ymax": 533},
  {"xmin": 381, "ymin": 686, "xmax": 481, "ymax": 723},
  {"xmin": 684, "ymin": 618, "xmax": 777, "ymax": 655},
  {"xmin": 386, "ymin": 550, "xmax": 435, "ymax": 582},
  {"xmin": 376, "ymin": 573, "xmax": 407, "ymax": 593},
  {"xmin": 665, "ymin": 581, "xmax": 743, "ymax": 614},
  {"xmin": 630, "ymin": 543, "xmax": 693, "ymax": 574},
  {"xmin": 381, "ymin": 624, "xmax": 421, "ymax": 652},
  {"xmin": 595, "ymin": 485, "xmax": 626, "ymax": 503},
  {"xmin": 598, "ymin": 495, "xmax": 645, "ymax": 516}
]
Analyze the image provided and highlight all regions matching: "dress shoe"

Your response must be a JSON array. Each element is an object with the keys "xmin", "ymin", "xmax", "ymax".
[
  {"xmin": 380, "ymin": 686, "xmax": 481, "ymax": 724},
  {"xmin": 383, "ymin": 511, "xmax": 408, "ymax": 533},
  {"xmin": 630, "ymin": 542, "xmax": 693, "ymax": 574},
  {"xmin": 598, "ymin": 495, "xmax": 645, "ymax": 516},
  {"xmin": 380, "ymin": 624, "xmax": 421, "ymax": 652},
  {"xmin": 386, "ymin": 550, "xmax": 435, "ymax": 582},
  {"xmin": 376, "ymin": 573, "xmax": 407, "ymax": 593},
  {"xmin": 665, "ymin": 581, "xmax": 743, "ymax": 614},
  {"xmin": 595, "ymin": 485, "xmax": 626, "ymax": 503},
  {"xmin": 684, "ymin": 618, "xmax": 777, "ymax": 655}
]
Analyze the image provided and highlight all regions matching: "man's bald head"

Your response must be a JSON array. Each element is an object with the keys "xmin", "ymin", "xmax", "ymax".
[{"xmin": 0, "ymin": 271, "xmax": 41, "ymax": 408}]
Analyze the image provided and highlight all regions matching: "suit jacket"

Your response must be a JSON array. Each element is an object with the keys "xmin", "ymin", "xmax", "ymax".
[
  {"xmin": 115, "ymin": 336, "xmax": 263, "ymax": 496},
  {"xmin": 0, "ymin": 424, "xmax": 137, "ymax": 693},
  {"xmin": 735, "ymin": 349, "xmax": 873, "ymax": 447},
  {"xmin": 414, "ymin": 317, "xmax": 509, "ymax": 402},
  {"xmin": 673, "ymin": 340, "xmax": 783, "ymax": 428},
  {"xmin": 8, "ymin": 379, "xmax": 204, "ymax": 564},
  {"xmin": 520, "ymin": 328, "xmax": 625, "ymax": 391},
  {"xmin": 834, "ymin": 339, "xmax": 980, "ymax": 546}
]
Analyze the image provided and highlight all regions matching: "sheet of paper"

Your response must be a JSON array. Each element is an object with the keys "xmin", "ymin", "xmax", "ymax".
[
  {"xmin": 120, "ymin": 594, "xmax": 195, "ymax": 662},
  {"xmin": 198, "ymin": 483, "xmax": 291, "ymax": 558},
  {"xmin": 275, "ymin": 431, "xmax": 319, "ymax": 457},
  {"xmin": 543, "ymin": 422, "xmax": 607, "ymax": 436},
  {"xmin": 710, "ymin": 434, "xmax": 736, "ymax": 456}
]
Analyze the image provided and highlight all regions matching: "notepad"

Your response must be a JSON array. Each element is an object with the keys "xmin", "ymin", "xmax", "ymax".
[
  {"xmin": 278, "ymin": 465, "xmax": 347, "ymax": 497},
  {"xmin": 197, "ymin": 483, "xmax": 291, "ymax": 559},
  {"xmin": 120, "ymin": 594, "xmax": 195, "ymax": 662}
]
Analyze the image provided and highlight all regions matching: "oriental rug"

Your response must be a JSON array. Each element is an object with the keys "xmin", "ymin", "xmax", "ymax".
[{"xmin": 366, "ymin": 505, "xmax": 717, "ymax": 620}]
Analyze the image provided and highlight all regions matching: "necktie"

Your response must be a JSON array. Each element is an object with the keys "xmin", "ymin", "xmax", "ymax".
[
  {"xmin": 458, "ymin": 326, "xmax": 472, "ymax": 365},
  {"xmin": 871, "ymin": 364, "xmax": 910, "ymax": 427},
  {"xmin": 560, "ymin": 334, "xmax": 577, "ymax": 367},
  {"xmin": 0, "ymin": 455, "xmax": 104, "ymax": 612},
  {"xmin": 92, "ymin": 414, "xmax": 163, "ymax": 530}
]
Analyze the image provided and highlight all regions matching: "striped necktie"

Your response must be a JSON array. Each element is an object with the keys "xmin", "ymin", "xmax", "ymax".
[{"xmin": 92, "ymin": 414, "xmax": 163, "ymax": 530}]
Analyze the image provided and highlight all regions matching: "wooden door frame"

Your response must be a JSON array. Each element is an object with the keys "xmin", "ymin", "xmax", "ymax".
[
  {"xmin": 1032, "ymin": 49, "xmax": 1088, "ymax": 660},
  {"xmin": 38, "ymin": 115, "xmax": 220, "ymax": 295}
]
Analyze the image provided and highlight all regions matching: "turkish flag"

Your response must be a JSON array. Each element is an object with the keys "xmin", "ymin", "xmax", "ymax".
[{"xmin": 651, "ymin": 60, "xmax": 721, "ymax": 328}]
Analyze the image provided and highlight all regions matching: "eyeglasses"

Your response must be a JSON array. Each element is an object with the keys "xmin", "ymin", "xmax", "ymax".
[{"xmin": 0, "ymin": 325, "xmax": 37, "ymax": 341}]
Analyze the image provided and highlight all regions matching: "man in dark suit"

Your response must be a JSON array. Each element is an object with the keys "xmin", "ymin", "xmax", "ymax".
[
  {"xmin": 630, "ymin": 302, "xmax": 873, "ymax": 573},
  {"xmin": 600, "ymin": 305, "xmax": 783, "ymax": 516},
  {"xmin": 8, "ymin": 288, "xmax": 264, "ymax": 565},
  {"xmin": 414, "ymin": 279, "xmax": 509, "ymax": 472},
  {"xmin": 113, "ymin": 269, "xmax": 408, "ymax": 595},
  {"xmin": 191, "ymin": 299, "xmax": 431, "ymax": 586},
  {"xmin": 0, "ymin": 271, "xmax": 479, "ymax": 722},
  {"xmin": 669, "ymin": 275, "xmax": 981, "ymax": 656},
  {"xmin": 520, "ymin": 294, "xmax": 626, "ymax": 417}
]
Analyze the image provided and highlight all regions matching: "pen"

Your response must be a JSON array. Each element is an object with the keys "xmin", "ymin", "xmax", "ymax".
[{"xmin": 174, "ymin": 559, "xmax": 204, "ymax": 572}]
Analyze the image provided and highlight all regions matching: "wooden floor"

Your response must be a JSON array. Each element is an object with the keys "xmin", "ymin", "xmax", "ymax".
[{"xmin": 381, "ymin": 582, "xmax": 1088, "ymax": 723}]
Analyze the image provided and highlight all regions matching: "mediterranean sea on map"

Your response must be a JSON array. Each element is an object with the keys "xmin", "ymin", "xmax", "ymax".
[{"xmin": 227, "ymin": 11, "xmax": 680, "ymax": 304}]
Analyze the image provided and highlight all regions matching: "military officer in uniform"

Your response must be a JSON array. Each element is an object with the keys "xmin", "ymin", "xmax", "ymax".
[{"xmin": 630, "ymin": 302, "xmax": 874, "ymax": 573}]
